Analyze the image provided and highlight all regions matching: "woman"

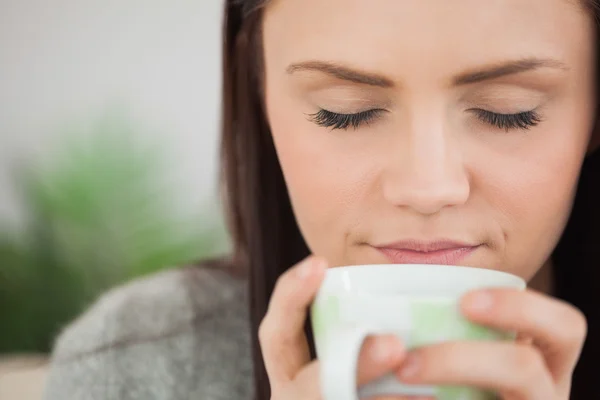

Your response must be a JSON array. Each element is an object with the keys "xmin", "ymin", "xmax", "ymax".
[{"xmin": 44, "ymin": 0, "xmax": 599, "ymax": 399}]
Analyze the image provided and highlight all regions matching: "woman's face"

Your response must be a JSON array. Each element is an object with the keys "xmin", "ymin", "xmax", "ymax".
[{"xmin": 262, "ymin": 0, "xmax": 597, "ymax": 281}]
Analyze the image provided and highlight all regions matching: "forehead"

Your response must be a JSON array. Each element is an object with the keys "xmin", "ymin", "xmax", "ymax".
[{"xmin": 262, "ymin": 0, "xmax": 594, "ymax": 80}]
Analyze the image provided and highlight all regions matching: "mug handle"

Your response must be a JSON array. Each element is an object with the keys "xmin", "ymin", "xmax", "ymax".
[{"xmin": 319, "ymin": 325, "xmax": 373, "ymax": 400}]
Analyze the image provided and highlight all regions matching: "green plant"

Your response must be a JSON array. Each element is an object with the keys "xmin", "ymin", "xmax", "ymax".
[{"xmin": 0, "ymin": 115, "xmax": 228, "ymax": 353}]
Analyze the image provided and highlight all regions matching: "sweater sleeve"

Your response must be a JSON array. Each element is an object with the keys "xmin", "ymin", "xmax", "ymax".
[{"xmin": 42, "ymin": 266, "xmax": 253, "ymax": 400}]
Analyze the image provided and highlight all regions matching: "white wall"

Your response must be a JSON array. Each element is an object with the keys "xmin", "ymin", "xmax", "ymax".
[{"xmin": 0, "ymin": 0, "xmax": 224, "ymax": 227}]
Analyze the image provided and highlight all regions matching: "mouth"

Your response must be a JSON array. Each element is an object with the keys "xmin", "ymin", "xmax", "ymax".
[{"xmin": 373, "ymin": 240, "xmax": 481, "ymax": 265}]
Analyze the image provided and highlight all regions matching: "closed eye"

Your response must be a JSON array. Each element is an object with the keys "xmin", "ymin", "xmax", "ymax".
[
  {"xmin": 308, "ymin": 108, "xmax": 541, "ymax": 132},
  {"xmin": 308, "ymin": 109, "xmax": 385, "ymax": 130},
  {"xmin": 471, "ymin": 109, "xmax": 542, "ymax": 131}
]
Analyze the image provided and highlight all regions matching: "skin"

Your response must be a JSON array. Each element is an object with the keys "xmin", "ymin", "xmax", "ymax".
[{"xmin": 257, "ymin": 0, "xmax": 594, "ymax": 399}]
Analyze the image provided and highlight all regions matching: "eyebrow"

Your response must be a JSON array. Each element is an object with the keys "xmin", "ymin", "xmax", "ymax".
[
  {"xmin": 286, "ymin": 61, "xmax": 394, "ymax": 87},
  {"xmin": 286, "ymin": 58, "xmax": 568, "ymax": 88},
  {"xmin": 452, "ymin": 58, "xmax": 569, "ymax": 85}
]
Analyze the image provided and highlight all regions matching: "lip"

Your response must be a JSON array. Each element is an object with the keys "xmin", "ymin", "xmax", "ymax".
[{"xmin": 374, "ymin": 240, "xmax": 480, "ymax": 265}]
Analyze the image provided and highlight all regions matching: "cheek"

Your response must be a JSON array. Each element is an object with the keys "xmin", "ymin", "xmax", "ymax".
[
  {"xmin": 267, "ymin": 97, "xmax": 378, "ymax": 260},
  {"xmin": 473, "ymin": 119, "xmax": 588, "ymax": 278}
]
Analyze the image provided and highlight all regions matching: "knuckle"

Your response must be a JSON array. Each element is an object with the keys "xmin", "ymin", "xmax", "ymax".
[
  {"xmin": 272, "ymin": 272, "xmax": 291, "ymax": 298},
  {"xmin": 260, "ymin": 277, "xmax": 292, "ymax": 346},
  {"xmin": 551, "ymin": 303, "xmax": 588, "ymax": 349},
  {"xmin": 258, "ymin": 318, "xmax": 275, "ymax": 345},
  {"xmin": 268, "ymin": 274, "xmax": 295, "ymax": 314},
  {"xmin": 271, "ymin": 265, "xmax": 302, "ymax": 303},
  {"xmin": 563, "ymin": 306, "xmax": 588, "ymax": 344}
]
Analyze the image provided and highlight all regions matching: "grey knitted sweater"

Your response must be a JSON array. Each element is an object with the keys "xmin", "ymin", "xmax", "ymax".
[{"xmin": 42, "ymin": 264, "xmax": 254, "ymax": 400}]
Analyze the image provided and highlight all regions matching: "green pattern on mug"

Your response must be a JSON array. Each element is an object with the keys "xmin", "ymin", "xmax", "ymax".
[
  {"xmin": 311, "ymin": 295, "xmax": 340, "ymax": 340},
  {"xmin": 408, "ymin": 301, "xmax": 510, "ymax": 348},
  {"xmin": 436, "ymin": 385, "xmax": 497, "ymax": 400},
  {"xmin": 409, "ymin": 301, "xmax": 508, "ymax": 400}
]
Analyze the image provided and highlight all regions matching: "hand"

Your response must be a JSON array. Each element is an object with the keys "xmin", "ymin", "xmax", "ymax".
[
  {"xmin": 395, "ymin": 288, "xmax": 588, "ymax": 400},
  {"xmin": 259, "ymin": 256, "xmax": 433, "ymax": 400}
]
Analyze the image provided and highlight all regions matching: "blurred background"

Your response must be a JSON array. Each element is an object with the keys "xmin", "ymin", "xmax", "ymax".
[{"xmin": 0, "ymin": 1, "xmax": 228, "ymax": 397}]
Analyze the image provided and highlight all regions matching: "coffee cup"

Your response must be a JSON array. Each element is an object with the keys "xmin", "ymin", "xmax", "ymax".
[{"xmin": 310, "ymin": 264, "xmax": 526, "ymax": 400}]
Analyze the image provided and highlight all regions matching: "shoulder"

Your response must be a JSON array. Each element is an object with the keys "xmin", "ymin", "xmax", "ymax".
[
  {"xmin": 44, "ymin": 260, "xmax": 253, "ymax": 400},
  {"xmin": 50, "ymin": 261, "xmax": 247, "ymax": 361}
]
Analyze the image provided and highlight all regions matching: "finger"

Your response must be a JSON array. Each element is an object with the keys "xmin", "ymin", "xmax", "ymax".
[
  {"xmin": 363, "ymin": 397, "xmax": 435, "ymax": 400},
  {"xmin": 289, "ymin": 361, "xmax": 321, "ymax": 400},
  {"xmin": 291, "ymin": 360, "xmax": 433, "ymax": 400},
  {"xmin": 259, "ymin": 256, "xmax": 327, "ymax": 386},
  {"xmin": 396, "ymin": 341, "xmax": 555, "ymax": 399},
  {"xmin": 460, "ymin": 288, "xmax": 588, "ymax": 379},
  {"xmin": 357, "ymin": 335, "xmax": 407, "ymax": 385}
]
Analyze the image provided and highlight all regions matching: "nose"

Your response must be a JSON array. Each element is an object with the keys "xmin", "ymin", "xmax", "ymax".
[{"xmin": 382, "ymin": 121, "xmax": 470, "ymax": 215}]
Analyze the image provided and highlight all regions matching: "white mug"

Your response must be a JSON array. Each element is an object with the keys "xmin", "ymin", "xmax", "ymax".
[{"xmin": 310, "ymin": 264, "xmax": 526, "ymax": 400}]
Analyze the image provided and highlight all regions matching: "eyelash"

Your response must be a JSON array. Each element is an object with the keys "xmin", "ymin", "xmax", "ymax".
[
  {"xmin": 308, "ymin": 109, "xmax": 383, "ymax": 130},
  {"xmin": 309, "ymin": 108, "xmax": 542, "ymax": 131},
  {"xmin": 471, "ymin": 109, "xmax": 542, "ymax": 131}
]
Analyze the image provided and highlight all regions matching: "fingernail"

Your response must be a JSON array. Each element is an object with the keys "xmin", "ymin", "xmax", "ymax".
[
  {"xmin": 397, "ymin": 353, "xmax": 420, "ymax": 380},
  {"xmin": 463, "ymin": 290, "xmax": 494, "ymax": 313}
]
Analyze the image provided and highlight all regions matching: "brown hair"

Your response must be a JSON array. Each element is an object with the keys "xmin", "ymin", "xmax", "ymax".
[{"xmin": 220, "ymin": 1, "xmax": 600, "ymax": 399}]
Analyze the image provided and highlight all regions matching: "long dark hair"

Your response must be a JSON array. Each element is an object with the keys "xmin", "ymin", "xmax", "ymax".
[{"xmin": 220, "ymin": 1, "xmax": 600, "ymax": 399}]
